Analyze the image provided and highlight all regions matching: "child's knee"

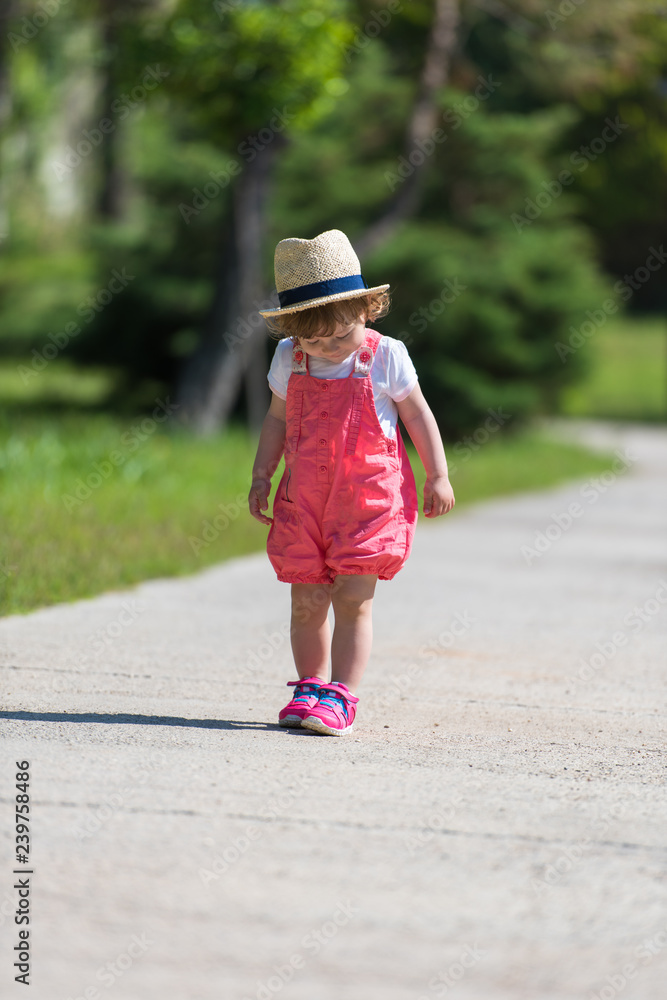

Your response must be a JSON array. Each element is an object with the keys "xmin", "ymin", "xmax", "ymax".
[
  {"xmin": 291, "ymin": 584, "xmax": 332, "ymax": 622},
  {"xmin": 332, "ymin": 578, "xmax": 376, "ymax": 616}
]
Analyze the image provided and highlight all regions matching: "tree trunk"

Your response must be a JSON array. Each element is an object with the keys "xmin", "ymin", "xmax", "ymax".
[
  {"xmin": 96, "ymin": 0, "xmax": 126, "ymax": 220},
  {"xmin": 0, "ymin": 1, "xmax": 17, "ymax": 245},
  {"xmin": 175, "ymin": 138, "xmax": 282, "ymax": 434},
  {"xmin": 355, "ymin": 0, "xmax": 460, "ymax": 259},
  {"xmin": 237, "ymin": 141, "xmax": 275, "ymax": 432}
]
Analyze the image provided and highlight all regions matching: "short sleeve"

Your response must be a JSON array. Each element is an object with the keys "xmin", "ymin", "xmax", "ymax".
[
  {"xmin": 378, "ymin": 337, "xmax": 419, "ymax": 402},
  {"xmin": 267, "ymin": 339, "xmax": 292, "ymax": 400}
]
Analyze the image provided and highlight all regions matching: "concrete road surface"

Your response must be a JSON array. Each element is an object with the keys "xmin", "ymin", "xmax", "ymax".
[{"xmin": 1, "ymin": 420, "xmax": 666, "ymax": 1000}]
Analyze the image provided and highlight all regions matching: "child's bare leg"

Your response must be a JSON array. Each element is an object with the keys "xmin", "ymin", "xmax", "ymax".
[
  {"xmin": 330, "ymin": 574, "xmax": 378, "ymax": 693},
  {"xmin": 290, "ymin": 583, "xmax": 333, "ymax": 681}
]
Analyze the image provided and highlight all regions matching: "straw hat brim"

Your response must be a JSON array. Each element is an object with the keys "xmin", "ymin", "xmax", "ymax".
[{"xmin": 259, "ymin": 284, "xmax": 389, "ymax": 318}]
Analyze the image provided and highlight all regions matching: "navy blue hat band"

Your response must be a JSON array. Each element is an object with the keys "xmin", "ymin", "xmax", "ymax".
[{"xmin": 278, "ymin": 273, "xmax": 368, "ymax": 308}]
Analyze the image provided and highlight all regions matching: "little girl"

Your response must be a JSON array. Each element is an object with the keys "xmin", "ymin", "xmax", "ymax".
[{"xmin": 249, "ymin": 229, "xmax": 454, "ymax": 735}]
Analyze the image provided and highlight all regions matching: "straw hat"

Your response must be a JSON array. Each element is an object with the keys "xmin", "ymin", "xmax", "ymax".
[{"xmin": 259, "ymin": 229, "xmax": 389, "ymax": 317}]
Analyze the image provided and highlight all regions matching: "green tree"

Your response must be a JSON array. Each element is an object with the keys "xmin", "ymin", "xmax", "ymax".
[{"xmin": 1, "ymin": 0, "xmax": 665, "ymax": 435}]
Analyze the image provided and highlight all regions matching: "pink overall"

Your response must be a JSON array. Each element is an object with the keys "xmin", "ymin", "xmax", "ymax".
[{"xmin": 267, "ymin": 329, "xmax": 419, "ymax": 584}]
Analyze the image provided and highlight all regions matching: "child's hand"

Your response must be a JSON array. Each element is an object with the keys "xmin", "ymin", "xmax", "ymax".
[
  {"xmin": 248, "ymin": 478, "xmax": 273, "ymax": 526},
  {"xmin": 423, "ymin": 474, "xmax": 455, "ymax": 518}
]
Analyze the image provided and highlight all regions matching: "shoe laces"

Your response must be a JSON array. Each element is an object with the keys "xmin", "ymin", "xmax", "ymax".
[
  {"xmin": 319, "ymin": 688, "xmax": 345, "ymax": 709},
  {"xmin": 290, "ymin": 678, "xmax": 320, "ymax": 704},
  {"xmin": 318, "ymin": 687, "xmax": 355, "ymax": 721}
]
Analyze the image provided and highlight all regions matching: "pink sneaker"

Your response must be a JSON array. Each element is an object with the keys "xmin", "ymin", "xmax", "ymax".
[
  {"xmin": 301, "ymin": 682, "xmax": 359, "ymax": 736},
  {"xmin": 278, "ymin": 677, "xmax": 323, "ymax": 727}
]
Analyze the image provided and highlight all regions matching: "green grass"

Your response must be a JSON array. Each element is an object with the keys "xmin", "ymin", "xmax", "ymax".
[
  {"xmin": 424, "ymin": 430, "xmax": 614, "ymax": 508},
  {"xmin": 559, "ymin": 315, "xmax": 666, "ymax": 421},
  {"xmin": 0, "ymin": 411, "xmax": 268, "ymax": 616},
  {"xmin": 0, "ymin": 407, "xmax": 615, "ymax": 616}
]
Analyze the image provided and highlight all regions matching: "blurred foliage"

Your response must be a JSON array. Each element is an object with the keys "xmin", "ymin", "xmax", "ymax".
[
  {"xmin": 0, "ymin": 0, "xmax": 666, "ymax": 435},
  {"xmin": 560, "ymin": 315, "xmax": 666, "ymax": 421}
]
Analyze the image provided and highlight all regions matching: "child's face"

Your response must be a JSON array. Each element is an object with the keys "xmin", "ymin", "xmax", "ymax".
[{"xmin": 298, "ymin": 315, "xmax": 366, "ymax": 362}]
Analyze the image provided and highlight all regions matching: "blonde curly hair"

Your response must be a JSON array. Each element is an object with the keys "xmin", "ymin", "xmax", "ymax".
[{"xmin": 264, "ymin": 290, "xmax": 391, "ymax": 341}]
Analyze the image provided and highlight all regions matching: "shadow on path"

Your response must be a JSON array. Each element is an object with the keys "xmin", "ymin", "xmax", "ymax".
[{"xmin": 0, "ymin": 710, "xmax": 286, "ymax": 732}]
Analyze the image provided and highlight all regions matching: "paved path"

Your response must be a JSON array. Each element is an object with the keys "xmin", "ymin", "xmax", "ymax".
[{"xmin": 1, "ymin": 421, "xmax": 666, "ymax": 1000}]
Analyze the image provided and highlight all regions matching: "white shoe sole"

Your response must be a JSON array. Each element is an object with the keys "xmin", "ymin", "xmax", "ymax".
[
  {"xmin": 279, "ymin": 715, "xmax": 305, "ymax": 728},
  {"xmin": 301, "ymin": 716, "xmax": 354, "ymax": 736}
]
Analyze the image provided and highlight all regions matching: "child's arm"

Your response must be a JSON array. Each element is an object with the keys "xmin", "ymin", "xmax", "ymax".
[
  {"xmin": 248, "ymin": 393, "xmax": 287, "ymax": 526},
  {"xmin": 396, "ymin": 384, "xmax": 455, "ymax": 518}
]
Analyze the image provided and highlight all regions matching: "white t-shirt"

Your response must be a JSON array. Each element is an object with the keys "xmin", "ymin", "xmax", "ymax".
[{"xmin": 267, "ymin": 333, "xmax": 418, "ymax": 438}]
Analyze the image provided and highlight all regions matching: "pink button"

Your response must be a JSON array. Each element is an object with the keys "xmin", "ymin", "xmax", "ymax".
[
  {"xmin": 319, "ymin": 438, "xmax": 326, "ymax": 446},
  {"xmin": 319, "ymin": 465, "xmax": 326, "ymax": 473},
  {"xmin": 321, "ymin": 383, "xmax": 328, "ymax": 390},
  {"xmin": 320, "ymin": 411, "xmax": 327, "ymax": 419}
]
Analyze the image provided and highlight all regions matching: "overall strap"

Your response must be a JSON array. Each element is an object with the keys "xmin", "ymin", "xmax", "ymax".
[
  {"xmin": 348, "ymin": 329, "xmax": 382, "ymax": 378},
  {"xmin": 291, "ymin": 340, "xmax": 308, "ymax": 373},
  {"xmin": 287, "ymin": 340, "xmax": 307, "ymax": 452},
  {"xmin": 346, "ymin": 330, "xmax": 382, "ymax": 455}
]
